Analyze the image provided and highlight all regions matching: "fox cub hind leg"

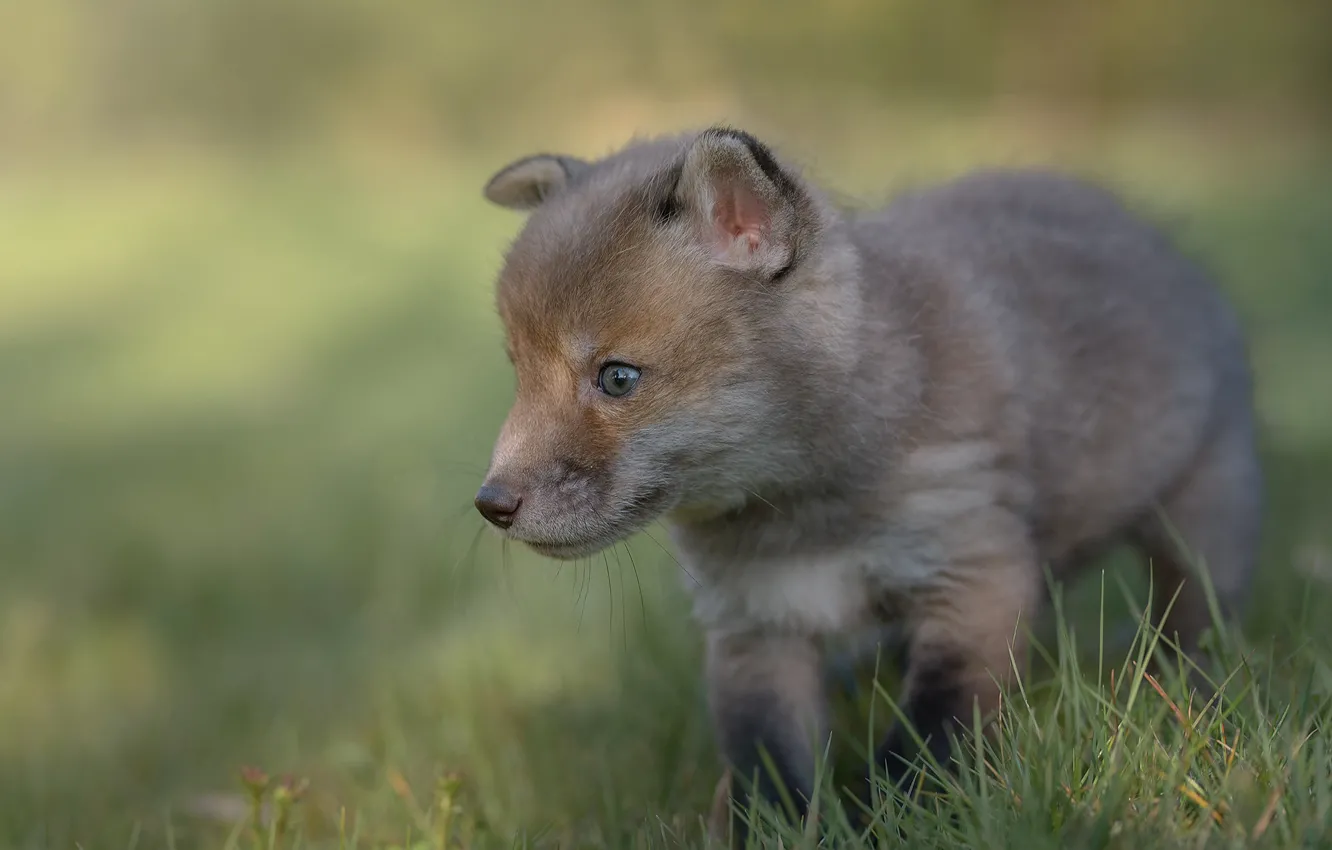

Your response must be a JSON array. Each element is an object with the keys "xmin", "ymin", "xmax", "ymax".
[{"xmin": 1132, "ymin": 417, "xmax": 1262, "ymax": 683}]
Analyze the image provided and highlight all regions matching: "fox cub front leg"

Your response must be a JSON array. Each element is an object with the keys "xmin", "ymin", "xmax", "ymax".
[
  {"xmin": 870, "ymin": 531, "xmax": 1042, "ymax": 801},
  {"xmin": 706, "ymin": 630, "xmax": 828, "ymax": 846}
]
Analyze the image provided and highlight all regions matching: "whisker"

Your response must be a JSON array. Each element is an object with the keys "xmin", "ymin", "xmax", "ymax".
[
  {"xmin": 602, "ymin": 550, "xmax": 615, "ymax": 650},
  {"xmin": 446, "ymin": 499, "xmax": 483, "ymax": 524},
  {"xmin": 448, "ymin": 523, "xmax": 488, "ymax": 581},
  {"xmin": 623, "ymin": 542, "xmax": 648, "ymax": 627},
  {"xmin": 576, "ymin": 557, "xmax": 593, "ymax": 634},
  {"xmin": 745, "ymin": 488, "xmax": 784, "ymax": 516},
  {"xmin": 500, "ymin": 538, "xmax": 515, "ymax": 601},
  {"xmin": 435, "ymin": 459, "xmax": 491, "ymax": 477},
  {"xmin": 567, "ymin": 557, "xmax": 581, "ymax": 600},
  {"xmin": 642, "ymin": 527, "xmax": 698, "ymax": 587},
  {"xmin": 611, "ymin": 544, "xmax": 630, "ymax": 651}
]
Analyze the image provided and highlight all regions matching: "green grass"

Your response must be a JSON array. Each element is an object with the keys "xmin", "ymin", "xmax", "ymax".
[{"xmin": 1, "ymin": 137, "xmax": 1331, "ymax": 849}]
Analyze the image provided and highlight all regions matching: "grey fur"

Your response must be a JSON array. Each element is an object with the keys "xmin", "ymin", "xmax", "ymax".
[
  {"xmin": 483, "ymin": 153, "xmax": 590, "ymax": 210},
  {"xmin": 476, "ymin": 127, "xmax": 1263, "ymax": 842}
]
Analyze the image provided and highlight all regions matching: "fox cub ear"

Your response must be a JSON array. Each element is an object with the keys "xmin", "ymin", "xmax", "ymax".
[
  {"xmin": 674, "ymin": 126, "xmax": 811, "ymax": 280},
  {"xmin": 483, "ymin": 154, "xmax": 589, "ymax": 210}
]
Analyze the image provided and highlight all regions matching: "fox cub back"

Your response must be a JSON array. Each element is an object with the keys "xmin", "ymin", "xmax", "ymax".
[{"xmin": 475, "ymin": 126, "xmax": 1262, "ymax": 844}]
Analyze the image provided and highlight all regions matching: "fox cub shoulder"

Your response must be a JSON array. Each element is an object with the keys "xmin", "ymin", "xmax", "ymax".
[{"xmin": 475, "ymin": 126, "xmax": 1262, "ymax": 843}]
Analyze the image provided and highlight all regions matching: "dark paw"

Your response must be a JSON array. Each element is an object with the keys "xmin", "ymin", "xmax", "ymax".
[
  {"xmin": 874, "ymin": 723, "xmax": 954, "ymax": 793},
  {"xmin": 709, "ymin": 767, "xmax": 832, "ymax": 850}
]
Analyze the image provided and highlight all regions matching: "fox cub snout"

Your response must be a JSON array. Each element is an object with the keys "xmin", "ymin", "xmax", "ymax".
[{"xmin": 476, "ymin": 126, "xmax": 1263, "ymax": 843}]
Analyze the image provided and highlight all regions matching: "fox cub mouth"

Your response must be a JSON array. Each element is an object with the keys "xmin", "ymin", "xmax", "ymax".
[{"xmin": 477, "ymin": 482, "xmax": 677, "ymax": 561}]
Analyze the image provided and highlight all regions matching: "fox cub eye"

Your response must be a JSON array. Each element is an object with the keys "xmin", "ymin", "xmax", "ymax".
[{"xmin": 597, "ymin": 363, "xmax": 641, "ymax": 397}]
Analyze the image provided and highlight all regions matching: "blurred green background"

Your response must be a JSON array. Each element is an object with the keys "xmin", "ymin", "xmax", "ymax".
[{"xmin": 2, "ymin": 0, "xmax": 1330, "ymax": 846}]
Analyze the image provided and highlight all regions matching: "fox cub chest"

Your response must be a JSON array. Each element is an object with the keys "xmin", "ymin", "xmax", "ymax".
[{"xmin": 683, "ymin": 538, "xmax": 926, "ymax": 637}]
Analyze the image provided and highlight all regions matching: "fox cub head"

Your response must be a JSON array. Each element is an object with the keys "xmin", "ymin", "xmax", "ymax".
[{"xmin": 475, "ymin": 127, "xmax": 864, "ymax": 559}]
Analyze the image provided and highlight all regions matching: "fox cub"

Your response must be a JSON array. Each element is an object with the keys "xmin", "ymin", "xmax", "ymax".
[{"xmin": 474, "ymin": 126, "xmax": 1262, "ymax": 842}]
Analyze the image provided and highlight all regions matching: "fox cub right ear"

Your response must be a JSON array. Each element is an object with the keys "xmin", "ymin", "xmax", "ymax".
[
  {"xmin": 674, "ymin": 126, "xmax": 813, "ymax": 281},
  {"xmin": 483, "ymin": 154, "xmax": 589, "ymax": 211}
]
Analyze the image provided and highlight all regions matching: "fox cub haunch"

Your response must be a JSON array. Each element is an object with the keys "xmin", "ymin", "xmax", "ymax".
[{"xmin": 476, "ymin": 126, "xmax": 1263, "ymax": 843}]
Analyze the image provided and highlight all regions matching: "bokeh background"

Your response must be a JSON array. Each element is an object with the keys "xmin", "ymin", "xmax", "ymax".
[{"xmin": 2, "ymin": 1, "xmax": 1330, "ymax": 846}]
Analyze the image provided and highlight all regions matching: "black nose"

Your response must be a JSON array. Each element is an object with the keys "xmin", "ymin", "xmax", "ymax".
[{"xmin": 475, "ymin": 482, "xmax": 522, "ymax": 529}]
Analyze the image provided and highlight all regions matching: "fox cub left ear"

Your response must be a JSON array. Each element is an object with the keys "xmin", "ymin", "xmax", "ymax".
[
  {"xmin": 483, "ymin": 154, "xmax": 589, "ymax": 210},
  {"xmin": 674, "ymin": 126, "xmax": 813, "ymax": 280}
]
